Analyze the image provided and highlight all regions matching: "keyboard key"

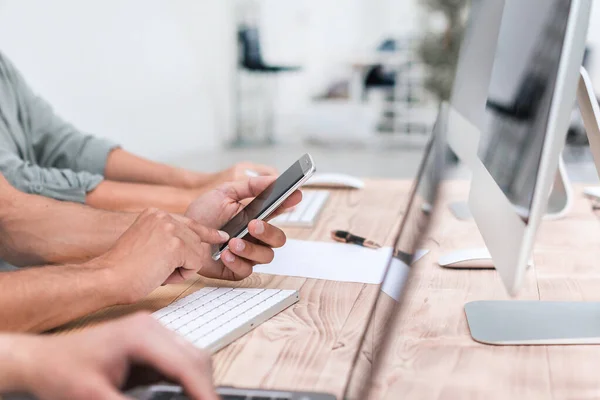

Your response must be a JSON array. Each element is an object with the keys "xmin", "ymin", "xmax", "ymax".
[{"xmin": 154, "ymin": 287, "xmax": 299, "ymax": 352}]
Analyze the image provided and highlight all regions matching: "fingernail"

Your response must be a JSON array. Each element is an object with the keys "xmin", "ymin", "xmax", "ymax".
[
  {"xmin": 235, "ymin": 240, "xmax": 245, "ymax": 252},
  {"xmin": 254, "ymin": 221, "xmax": 265, "ymax": 235},
  {"xmin": 224, "ymin": 252, "xmax": 235, "ymax": 263},
  {"xmin": 218, "ymin": 230, "xmax": 230, "ymax": 241}
]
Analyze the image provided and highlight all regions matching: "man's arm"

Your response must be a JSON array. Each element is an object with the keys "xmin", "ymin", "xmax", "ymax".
[
  {"xmin": 85, "ymin": 179, "xmax": 197, "ymax": 213},
  {"xmin": 0, "ymin": 175, "xmax": 135, "ymax": 266},
  {"xmin": 0, "ymin": 145, "xmax": 197, "ymax": 213},
  {"xmin": 0, "ymin": 264, "xmax": 118, "ymax": 332},
  {"xmin": 0, "ymin": 208, "xmax": 229, "ymax": 333},
  {"xmin": 104, "ymin": 149, "xmax": 278, "ymax": 192},
  {"xmin": 104, "ymin": 148, "xmax": 211, "ymax": 188}
]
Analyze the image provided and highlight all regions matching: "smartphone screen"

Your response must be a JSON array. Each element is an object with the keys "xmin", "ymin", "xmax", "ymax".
[{"xmin": 217, "ymin": 160, "xmax": 306, "ymax": 252}]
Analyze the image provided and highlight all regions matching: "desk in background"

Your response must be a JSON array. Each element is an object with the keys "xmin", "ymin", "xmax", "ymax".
[{"xmin": 58, "ymin": 180, "xmax": 600, "ymax": 399}]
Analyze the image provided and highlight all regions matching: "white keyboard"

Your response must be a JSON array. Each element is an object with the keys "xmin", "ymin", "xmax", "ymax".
[
  {"xmin": 271, "ymin": 190, "xmax": 330, "ymax": 227},
  {"xmin": 153, "ymin": 287, "xmax": 299, "ymax": 353}
]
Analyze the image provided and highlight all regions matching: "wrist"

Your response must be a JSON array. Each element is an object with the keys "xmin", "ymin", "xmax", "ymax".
[
  {"xmin": 81, "ymin": 257, "xmax": 131, "ymax": 306},
  {"xmin": 175, "ymin": 169, "xmax": 211, "ymax": 189}
]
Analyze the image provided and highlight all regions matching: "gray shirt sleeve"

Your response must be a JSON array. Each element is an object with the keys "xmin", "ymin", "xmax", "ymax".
[
  {"xmin": 22, "ymin": 87, "xmax": 120, "ymax": 175},
  {"xmin": 0, "ymin": 53, "xmax": 120, "ymax": 202},
  {"xmin": 0, "ymin": 147, "xmax": 104, "ymax": 203}
]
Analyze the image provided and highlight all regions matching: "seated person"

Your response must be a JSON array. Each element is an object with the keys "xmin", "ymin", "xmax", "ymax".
[
  {"xmin": 0, "ymin": 173, "xmax": 300, "ymax": 332},
  {"xmin": 0, "ymin": 313, "xmax": 217, "ymax": 399},
  {"xmin": 0, "ymin": 51, "xmax": 277, "ymax": 213}
]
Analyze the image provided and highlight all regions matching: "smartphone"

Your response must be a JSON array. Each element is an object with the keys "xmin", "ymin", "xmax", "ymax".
[{"xmin": 211, "ymin": 153, "xmax": 316, "ymax": 260}]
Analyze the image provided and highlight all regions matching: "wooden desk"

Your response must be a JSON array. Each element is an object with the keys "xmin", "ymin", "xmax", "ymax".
[
  {"xmin": 371, "ymin": 181, "xmax": 600, "ymax": 400},
  {"xmin": 60, "ymin": 180, "xmax": 410, "ymax": 398},
  {"xmin": 59, "ymin": 180, "xmax": 600, "ymax": 400}
]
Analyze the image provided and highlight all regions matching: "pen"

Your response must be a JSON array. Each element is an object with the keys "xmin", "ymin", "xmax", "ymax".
[{"xmin": 331, "ymin": 230, "xmax": 382, "ymax": 249}]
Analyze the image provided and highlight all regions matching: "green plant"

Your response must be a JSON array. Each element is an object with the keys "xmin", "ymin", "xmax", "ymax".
[{"xmin": 418, "ymin": 0, "xmax": 468, "ymax": 101}]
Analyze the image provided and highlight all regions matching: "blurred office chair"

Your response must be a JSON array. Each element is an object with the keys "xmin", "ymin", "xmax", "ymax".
[
  {"xmin": 233, "ymin": 26, "xmax": 301, "ymax": 146},
  {"xmin": 364, "ymin": 65, "xmax": 396, "ymax": 89}
]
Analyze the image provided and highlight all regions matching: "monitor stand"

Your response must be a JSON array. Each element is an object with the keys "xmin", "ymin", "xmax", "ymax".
[
  {"xmin": 466, "ymin": 301, "xmax": 600, "ymax": 344},
  {"xmin": 440, "ymin": 157, "xmax": 571, "ymax": 269},
  {"xmin": 440, "ymin": 159, "xmax": 570, "ymax": 269},
  {"xmin": 465, "ymin": 67, "xmax": 600, "ymax": 345},
  {"xmin": 448, "ymin": 153, "xmax": 573, "ymax": 221}
]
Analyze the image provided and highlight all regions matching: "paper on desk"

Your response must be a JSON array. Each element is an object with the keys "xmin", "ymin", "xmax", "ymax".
[
  {"xmin": 381, "ymin": 254, "xmax": 425, "ymax": 302},
  {"xmin": 254, "ymin": 239, "xmax": 428, "ymax": 285}
]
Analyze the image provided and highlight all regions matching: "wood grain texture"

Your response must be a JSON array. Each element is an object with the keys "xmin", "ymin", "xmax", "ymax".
[
  {"xmin": 372, "ymin": 183, "xmax": 600, "ymax": 400},
  {"xmin": 55, "ymin": 181, "xmax": 408, "ymax": 399},
  {"xmin": 55, "ymin": 181, "xmax": 600, "ymax": 399}
]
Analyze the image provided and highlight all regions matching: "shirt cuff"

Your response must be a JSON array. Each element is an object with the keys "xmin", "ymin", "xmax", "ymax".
[{"xmin": 75, "ymin": 137, "xmax": 120, "ymax": 176}]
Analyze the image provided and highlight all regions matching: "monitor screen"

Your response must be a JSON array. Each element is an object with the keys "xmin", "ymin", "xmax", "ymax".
[{"xmin": 478, "ymin": 0, "xmax": 571, "ymax": 217}]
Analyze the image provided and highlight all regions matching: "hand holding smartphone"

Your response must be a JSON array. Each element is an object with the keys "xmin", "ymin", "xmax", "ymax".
[{"xmin": 211, "ymin": 154, "xmax": 316, "ymax": 260}]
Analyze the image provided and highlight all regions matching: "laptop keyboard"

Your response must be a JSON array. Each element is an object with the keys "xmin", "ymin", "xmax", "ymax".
[
  {"xmin": 148, "ymin": 394, "xmax": 289, "ymax": 400},
  {"xmin": 221, "ymin": 397, "xmax": 288, "ymax": 400},
  {"xmin": 220, "ymin": 396, "xmax": 290, "ymax": 400}
]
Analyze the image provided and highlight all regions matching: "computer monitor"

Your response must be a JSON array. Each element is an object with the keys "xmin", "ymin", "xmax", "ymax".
[
  {"xmin": 447, "ymin": 0, "xmax": 596, "ymax": 345},
  {"xmin": 447, "ymin": 0, "xmax": 591, "ymax": 294},
  {"xmin": 449, "ymin": 0, "xmax": 572, "ymax": 223},
  {"xmin": 466, "ymin": 0, "xmax": 589, "ymax": 294}
]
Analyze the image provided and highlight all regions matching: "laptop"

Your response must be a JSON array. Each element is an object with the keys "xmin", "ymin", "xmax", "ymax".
[{"xmin": 127, "ymin": 115, "xmax": 446, "ymax": 400}]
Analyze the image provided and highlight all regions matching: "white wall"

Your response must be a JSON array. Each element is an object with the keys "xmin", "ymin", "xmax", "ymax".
[
  {"xmin": 0, "ymin": 0, "xmax": 234, "ymax": 161},
  {"xmin": 0, "ymin": 0, "xmax": 598, "ymax": 161},
  {"xmin": 0, "ymin": 0, "xmax": 431, "ymax": 157},
  {"xmin": 258, "ymin": 0, "xmax": 422, "ymax": 139}
]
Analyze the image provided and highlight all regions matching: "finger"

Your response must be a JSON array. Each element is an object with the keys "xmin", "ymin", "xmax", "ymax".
[
  {"xmin": 125, "ymin": 316, "xmax": 218, "ymax": 400},
  {"xmin": 163, "ymin": 219, "xmax": 205, "ymax": 274},
  {"xmin": 184, "ymin": 219, "xmax": 229, "ymax": 245},
  {"xmin": 90, "ymin": 383, "xmax": 129, "ymax": 400},
  {"xmin": 228, "ymin": 238, "xmax": 275, "ymax": 265},
  {"xmin": 64, "ymin": 372, "xmax": 130, "ymax": 400},
  {"xmin": 218, "ymin": 176, "xmax": 276, "ymax": 201},
  {"xmin": 163, "ymin": 267, "xmax": 197, "ymax": 284},
  {"xmin": 169, "ymin": 217, "xmax": 225, "ymax": 275},
  {"xmin": 220, "ymin": 249, "xmax": 254, "ymax": 279},
  {"xmin": 248, "ymin": 220, "xmax": 287, "ymax": 248}
]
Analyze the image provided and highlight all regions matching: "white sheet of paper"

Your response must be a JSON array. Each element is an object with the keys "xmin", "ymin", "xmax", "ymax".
[
  {"xmin": 254, "ymin": 239, "xmax": 429, "ymax": 285},
  {"xmin": 381, "ymin": 248, "xmax": 428, "ymax": 301}
]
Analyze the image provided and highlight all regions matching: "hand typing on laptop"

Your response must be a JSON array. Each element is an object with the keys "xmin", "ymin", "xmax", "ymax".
[{"xmin": 0, "ymin": 313, "xmax": 217, "ymax": 400}]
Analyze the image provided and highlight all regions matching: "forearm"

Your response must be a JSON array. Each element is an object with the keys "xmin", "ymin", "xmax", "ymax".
[
  {"xmin": 0, "ymin": 186, "xmax": 136, "ymax": 266},
  {"xmin": 105, "ymin": 148, "xmax": 210, "ymax": 188},
  {"xmin": 0, "ymin": 263, "xmax": 118, "ymax": 332},
  {"xmin": 86, "ymin": 180, "xmax": 197, "ymax": 213}
]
